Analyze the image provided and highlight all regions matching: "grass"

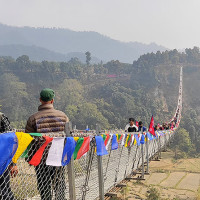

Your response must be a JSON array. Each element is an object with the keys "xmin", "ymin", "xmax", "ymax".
[
  {"xmin": 119, "ymin": 150, "xmax": 200, "ymax": 199},
  {"xmin": 11, "ymin": 174, "xmax": 39, "ymax": 199},
  {"xmin": 174, "ymin": 172, "xmax": 187, "ymax": 189}
]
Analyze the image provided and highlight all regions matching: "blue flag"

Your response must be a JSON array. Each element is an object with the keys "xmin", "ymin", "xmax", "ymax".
[
  {"xmin": 140, "ymin": 134, "xmax": 145, "ymax": 144},
  {"xmin": 146, "ymin": 132, "xmax": 153, "ymax": 140},
  {"xmin": 62, "ymin": 137, "xmax": 75, "ymax": 166},
  {"xmin": 135, "ymin": 134, "xmax": 140, "ymax": 146},
  {"xmin": 158, "ymin": 131, "xmax": 163, "ymax": 136},
  {"xmin": 111, "ymin": 134, "xmax": 118, "ymax": 150},
  {"xmin": 0, "ymin": 132, "xmax": 18, "ymax": 175},
  {"xmin": 95, "ymin": 136, "xmax": 108, "ymax": 156}
]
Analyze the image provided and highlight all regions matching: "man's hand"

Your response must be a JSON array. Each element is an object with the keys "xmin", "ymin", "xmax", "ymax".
[{"xmin": 9, "ymin": 165, "xmax": 18, "ymax": 177}]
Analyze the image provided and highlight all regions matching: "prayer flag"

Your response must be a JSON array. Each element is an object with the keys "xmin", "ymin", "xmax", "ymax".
[
  {"xmin": 29, "ymin": 136, "xmax": 53, "ymax": 166},
  {"xmin": 106, "ymin": 134, "xmax": 112, "ymax": 150},
  {"xmin": 140, "ymin": 134, "xmax": 145, "ymax": 144},
  {"xmin": 0, "ymin": 132, "xmax": 18, "ymax": 175},
  {"xmin": 135, "ymin": 134, "xmax": 140, "ymax": 146},
  {"xmin": 146, "ymin": 132, "xmax": 153, "ymax": 140},
  {"xmin": 21, "ymin": 133, "xmax": 42, "ymax": 158},
  {"xmin": 134, "ymin": 137, "xmax": 137, "ymax": 145},
  {"xmin": 74, "ymin": 137, "xmax": 79, "ymax": 142},
  {"xmin": 118, "ymin": 134, "xmax": 123, "ymax": 142},
  {"xmin": 125, "ymin": 134, "xmax": 132, "ymax": 147},
  {"xmin": 130, "ymin": 134, "xmax": 135, "ymax": 146},
  {"xmin": 128, "ymin": 134, "xmax": 133, "ymax": 146},
  {"xmin": 46, "ymin": 138, "xmax": 65, "ymax": 166},
  {"xmin": 111, "ymin": 134, "xmax": 118, "ymax": 150},
  {"xmin": 121, "ymin": 134, "xmax": 126, "ymax": 146},
  {"xmin": 171, "ymin": 124, "xmax": 174, "ymax": 131},
  {"xmin": 95, "ymin": 136, "xmax": 108, "ymax": 156},
  {"xmin": 74, "ymin": 137, "xmax": 90, "ymax": 160},
  {"xmin": 12, "ymin": 132, "xmax": 33, "ymax": 163},
  {"xmin": 104, "ymin": 134, "xmax": 110, "ymax": 146},
  {"xmin": 62, "ymin": 137, "xmax": 76, "ymax": 166}
]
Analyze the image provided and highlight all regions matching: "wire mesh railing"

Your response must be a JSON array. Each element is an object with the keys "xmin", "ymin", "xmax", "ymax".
[{"xmin": 0, "ymin": 129, "xmax": 175, "ymax": 200}]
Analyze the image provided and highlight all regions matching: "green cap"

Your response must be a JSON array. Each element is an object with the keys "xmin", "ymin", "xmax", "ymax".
[{"xmin": 40, "ymin": 88, "xmax": 55, "ymax": 102}]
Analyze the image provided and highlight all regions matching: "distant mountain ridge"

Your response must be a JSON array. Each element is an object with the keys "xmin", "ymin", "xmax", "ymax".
[{"xmin": 0, "ymin": 23, "xmax": 168, "ymax": 63}]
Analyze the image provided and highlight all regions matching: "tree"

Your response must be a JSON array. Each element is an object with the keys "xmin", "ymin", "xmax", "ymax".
[
  {"xmin": 173, "ymin": 128, "xmax": 195, "ymax": 157},
  {"xmin": 16, "ymin": 55, "xmax": 30, "ymax": 71},
  {"xmin": 85, "ymin": 51, "xmax": 91, "ymax": 66}
]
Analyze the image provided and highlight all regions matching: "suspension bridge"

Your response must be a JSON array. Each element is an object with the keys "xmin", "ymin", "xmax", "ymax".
[{"xmin": 0, "ymin": 66, "xmax": 183, "ymax": 200}]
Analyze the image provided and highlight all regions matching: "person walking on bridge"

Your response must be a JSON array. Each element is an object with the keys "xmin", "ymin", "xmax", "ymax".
[
  {"xmin": 138, "ymin": 121, "xmax": 146, "ymax": 132},
  {"xmin": 125, "ymin": 118, "xmax": 138, "ymax": 132},
  {"xmin": 25, "ymin": 88, "xmax": 69, "ymax": 200},
  {"xmin": 0, "ymin": 112, "xmax": 18, "ymax": 200}
]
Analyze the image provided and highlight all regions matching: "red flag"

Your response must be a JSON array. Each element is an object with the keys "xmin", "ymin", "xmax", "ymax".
[
  {"xmin": 127, "ymin": 134, "xmax": 133, "ymax": 146},
  {"xmin": 76, "ymin": 137, "xmax": 90, "ymax": 160},
  {"xmin": 149, "ymin": 115, "xmax": 156, "ymax": 136},
  {"xmin": 171, "ymin": 123, "xmax": 174, "ymax": 131},
  {"xmin": 104, "ymin": 134, "xmax": 110, "ymax": 146},
  {"xmin": 29, "ymin": 136, "xmax": 53, "ymax": 166},
  {"xmin": 136, "ymin": 121, "xmax": 139, "ymax": 127}
]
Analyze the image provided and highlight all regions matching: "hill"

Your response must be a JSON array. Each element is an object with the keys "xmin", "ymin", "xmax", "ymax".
[
  {"xmin": 1, "ymin": 47, "xmax": 200, "ymax": 154},
  {"xmin": 0, "ymin": 44, "xmax": 101, "ymax": 63},
  {"xmin": 0, "ymin": 23, "xmax": 167, "ymax": 63}
]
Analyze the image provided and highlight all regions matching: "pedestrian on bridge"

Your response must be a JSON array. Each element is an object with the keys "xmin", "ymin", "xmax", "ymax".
[
  {"xmin": 125, "ymin": 118, "xmax": 138, "ymax": 132},
  {"xmin": 25, "ymin": 88, "xmax": 69, "ymax": 200},
  {"xmin": 0, "ymin": 112, "xmax": 18, "ymax": 200},
  {"xmin": 138, "ymin": 121, "xmax": 146, "ymax": 132}
]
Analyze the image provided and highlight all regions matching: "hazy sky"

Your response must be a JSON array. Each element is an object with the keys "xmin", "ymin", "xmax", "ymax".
[{"xmin": 0, "ymin": 0, "xmax": 200, "ymax": 49}]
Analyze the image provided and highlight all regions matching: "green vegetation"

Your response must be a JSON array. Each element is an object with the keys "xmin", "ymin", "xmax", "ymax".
[
  {"xmin": 1, "ymin": 47, "xmax": 200, "ymax": 156},
  {"xmin": 172, "ymin": 128, "xmax": 196, "ymax": 158},
  {"xmin": 0, "ymin": 53, "xmax": 172, "ymax": 130},
  {"xmin": 146, "ymin": 186, "xmax": 161, "ymax": 200}
]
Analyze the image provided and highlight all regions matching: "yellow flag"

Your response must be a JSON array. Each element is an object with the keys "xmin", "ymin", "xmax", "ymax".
[
  {"xmin": 134, "ymin": 138, "xmax": 137, "ymax": 146},
  {"xmin": 74, "ymin": 137, "xmax": 79, "ymax": 142},
  {"xmin": 125, "ymin": 134, "xmax": 129, "ymax": 147},
  {"xmin": 12, "ymin": 132, "xmax": 33, "ymax": 163},
  {"xmin": 116, "ymin": 134, "xmax": 119, "ymax": 141}
]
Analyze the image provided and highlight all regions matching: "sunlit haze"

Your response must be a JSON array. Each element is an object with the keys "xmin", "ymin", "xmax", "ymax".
[{"xmin": 0, "ymin": 0, "xmax": 200, "ymax": 49}]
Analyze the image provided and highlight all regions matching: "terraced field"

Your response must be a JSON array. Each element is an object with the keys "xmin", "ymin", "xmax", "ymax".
[{"xmin": 115, "ymin": 151, "xmax": 200, "ymax": 200}]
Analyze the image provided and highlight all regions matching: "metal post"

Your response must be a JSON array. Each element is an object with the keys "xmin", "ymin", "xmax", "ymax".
[
  {"xmin": 158, "ymin": 136, "xmax": 161, "ymax": 159},
  {"xmin": 96, "ymin": 124, "xmax": 104, "ymax": 200},
  {"xmin": 65, "ymin": 122, "xmax": 76, "ymax": 200},
  {"xmin": 145, "ymin": 134, "xmax": 149, "ymax": 174},
  {"xmin": 163, "ymin": 133, "xmax": 166, "ymax": 152},
  {"xmin": 168, "ymin": 132, "xmax": 171, "ymax": 147},
  {"xmin": 141, "ymin": 129, "xmax": 144, "ymax": 179}
]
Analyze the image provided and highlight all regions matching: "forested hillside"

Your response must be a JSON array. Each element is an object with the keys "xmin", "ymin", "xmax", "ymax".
[{"xmin": 1, "ymin": 47, "xmax": 200, "ymax": 154}]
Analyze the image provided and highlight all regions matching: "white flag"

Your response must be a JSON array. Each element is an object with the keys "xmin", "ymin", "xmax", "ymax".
[
  {"xmin": 46, "ymin": 138, "xmax": 65, "ymax": 166},
  {"xmin": 121, "ymin": 134, "xmax": 126, "ymax": 146},
  {"xmin": 106, "ymin": 134, "xmax": 113, "ymax": 150},
  {"xmin": 130, "ymin": 134, "xmax": 135, "ymax": 146}
]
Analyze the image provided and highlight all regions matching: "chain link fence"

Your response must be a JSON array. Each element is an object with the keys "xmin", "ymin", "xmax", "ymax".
[{"xmin": 0, "ymin": 130, "xmax": 174, "ymax": 200}]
